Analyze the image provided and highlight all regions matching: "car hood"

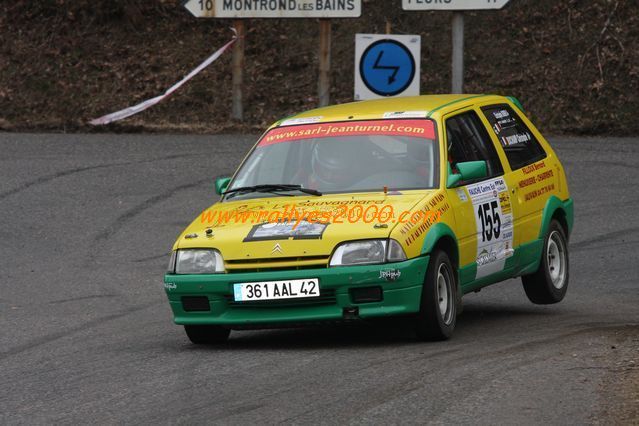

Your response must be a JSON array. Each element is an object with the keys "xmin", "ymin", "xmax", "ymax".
[{"xmin": 175, "ymin": 191, "xmax": 433, "ymax": 262}]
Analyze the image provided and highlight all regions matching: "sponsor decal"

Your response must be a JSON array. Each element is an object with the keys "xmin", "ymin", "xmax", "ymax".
[
  {"xmin": 484, "ymin": 106, "xmax": 536, "ymax": 149},
  {"xmin": 537, "ymin": 170, "xmax": 554, "ymax": 181},
  {"xmin": 280, "ymin": 116, "xmax": 323, "ymax": 126},
  {"xmin": 456, "ymin": 188, "xmax": 468, "ymax": 202},
  {"xmin": 382, "ymin": 111, "xmax": 428, "ymax": 119},
  {"xmin": 494, "ymin": 178, "xmax": 507, "ymax": 192},
  {"xmin": 402, "ymin": 199, "xmax": 447, "ymax": 246},
  {"xmin": 501, "ymin": 132, "xmax": 531, "ymax": 147},
  {"xmin": 429, "ymin": 193, "xmax": 446, "ymax": 208},
  {"xmin": 491, "ymin": 110, "xmax": 517, "ymax": 135},
  {"xmin": 493, "ymin": 110, "xmax": 509, "ymax": 120},
  {"xmin": 477, "ymin": 248, "xmax": 498, "ymax": 266},
  {"xmin": 524, "ymin": 183, "xmax": 555, "ymax": 202},
  {"xmin": 404, "ymin": 215, "xmax": 439, "ymax": 246},
  {"xmin": 260, "ymin": 119, "xmax": 435, "ymax": 146},
  {"xmin": 379, "ymin": 269, "xmax": 402, "ymax": 281},
  {"xmin": 519, "ymin": 176, "xmax": 537, "ymax": 188},
  {"xmin": 499, "ymin": 192, "xmax": 511, "ymax": 215},
  {"xmin": 164, "ymin": 282, "xmax": 177, "ymax": 291},
  {"xmin": 244, "ymin": 220, "xmax": 328, "ymax": 242},
  {"xmin": 521, "ymin": 160, "xmax": 547, "ymax": 175},
  {"xmin": 465, "ymin": 177, "xmax": 514, "ymax": 279},
  {"xmin": 517, "ymin": 168, "xmax": 553, "ymax": 189}
]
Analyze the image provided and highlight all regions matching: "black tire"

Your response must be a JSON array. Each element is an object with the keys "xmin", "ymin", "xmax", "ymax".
[
  {"xmin": 522, "ymin": 219, "xmax": 569, "ymax": 304},
  {"xmin": 415, "ymin": 250, "xmax": 457, "ymax": 341},
  {"xmin": 184, "ymin": 325, "xmax": 230, "ymax": 345}
]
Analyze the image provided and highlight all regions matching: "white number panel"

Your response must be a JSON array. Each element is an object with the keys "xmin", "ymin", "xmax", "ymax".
[{"xmin": 465, "ymin": 177, "xmax": 514, "ymax": 279}]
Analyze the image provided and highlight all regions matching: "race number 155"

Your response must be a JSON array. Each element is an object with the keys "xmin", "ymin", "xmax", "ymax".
[{"xmin": 477, "ymin": 201, "xmax": 502, "ymax": 242}]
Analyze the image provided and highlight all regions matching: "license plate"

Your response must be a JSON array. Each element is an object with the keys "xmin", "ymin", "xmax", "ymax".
[{"xmin": 233, "ymin": 279, "xmax": 320, "ymax": 302}]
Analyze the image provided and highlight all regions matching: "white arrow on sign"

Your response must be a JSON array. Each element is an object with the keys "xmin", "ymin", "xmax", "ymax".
[
  {"xmin": 184, "ymin": 0, "xmax": 215, "ymax": 18},
  {"xmin": 402, "ymin": 0, "xmax": 510, "ymax": 11}
]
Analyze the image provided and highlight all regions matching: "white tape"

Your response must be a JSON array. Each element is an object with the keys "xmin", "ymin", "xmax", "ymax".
[{"xmin": 90, "ymin": 29, "xmax": 237, "ymax": 126}]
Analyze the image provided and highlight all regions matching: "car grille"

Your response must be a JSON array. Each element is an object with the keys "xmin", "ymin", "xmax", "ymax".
[
  {"xmin": 224, "ymin": 289, "xmax": 337, "ymax": 308},
  {"xmin": 224, "ymin": 255, "xmax": 329, "ymax": 273}
]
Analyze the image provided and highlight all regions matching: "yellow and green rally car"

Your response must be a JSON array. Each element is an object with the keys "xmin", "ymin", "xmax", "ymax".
[{"xmin": 164, "ymin": 94, "xmax": 573, "ymax": 343}]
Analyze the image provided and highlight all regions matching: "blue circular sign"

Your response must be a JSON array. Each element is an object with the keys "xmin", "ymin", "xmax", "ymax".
[{"xmin": 360, "ymin": 39, "xmax": 416, "ymax": 97}]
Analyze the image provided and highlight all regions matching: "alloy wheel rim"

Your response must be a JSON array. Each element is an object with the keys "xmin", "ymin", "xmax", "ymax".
[
  {"xmin": 436, "ymin": 263, "xmax": 454, "ymax": 325},
  {"xmin": 547, "ymin": 231, "xmax": 567, "ymax": 289}
]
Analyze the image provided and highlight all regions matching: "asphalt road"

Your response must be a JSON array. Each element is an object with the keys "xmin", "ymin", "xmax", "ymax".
[{"xmin": 1, "ymin": 133, "xmax": 638, "ymax": 424}]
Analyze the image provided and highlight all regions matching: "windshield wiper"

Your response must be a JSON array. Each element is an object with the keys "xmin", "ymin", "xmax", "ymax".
[{"xmin": 224, "ymin": 184, "xmax": 322, "ymax": 198}]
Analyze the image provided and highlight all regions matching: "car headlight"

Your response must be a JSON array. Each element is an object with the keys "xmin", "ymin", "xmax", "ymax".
[
  {"xmin": 173, "ymin": 249, "xmax": 225, "ymax": 274},
  {"xmin": 329, "ymin": 239, "xmax": 407, "ymax": 267},
  {"xmin": 167, "ymin": 250, "xmax": 177, "ymax": 273}
]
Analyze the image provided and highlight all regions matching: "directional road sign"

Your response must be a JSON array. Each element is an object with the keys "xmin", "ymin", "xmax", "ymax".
[
  {"xmin": 184, "ymin": 0, "xmax": 362, "ymax": 18},
  {"xmin": 402, "ymin": 0, "xmax": 511, "ymax": 10},
  {"xmin": 355, "ymin": 34, "xmax": 421, "ymax": 101}
]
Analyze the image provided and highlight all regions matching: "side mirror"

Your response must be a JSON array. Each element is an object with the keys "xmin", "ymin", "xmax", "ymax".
[
  {"xmin": 215, "ymin": 177, "xmax": 231, "ymax": 195},
  {"xmin": 447, "ymin": 161, "xmax": 488, "ymax": 188}
]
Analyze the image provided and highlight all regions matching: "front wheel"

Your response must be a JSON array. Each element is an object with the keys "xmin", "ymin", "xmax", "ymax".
[
  {"xmin": 184, "ymin": 325, "xmax": 230, "ymax": 345},
  {"xmin": 522, "ymin": 219, "xmax": 569, "ymax": 304},
  {"xmin": 415, "ymin": 250, "xmax": 457, "ymax": 341}
]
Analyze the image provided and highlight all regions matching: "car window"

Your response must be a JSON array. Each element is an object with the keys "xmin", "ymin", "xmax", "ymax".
[
  {"xmin": 445, "ymin": 110, "xmax": 504, "ymax": 181},
  {"xmin": 482, "ymin": 105, "xmax": 547, "ymax": 171}
]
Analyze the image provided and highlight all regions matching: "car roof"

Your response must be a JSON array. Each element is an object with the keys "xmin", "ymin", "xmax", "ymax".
[{"xmin": 272, "ymin": 94, "xmax": 510, "ymax": 128}]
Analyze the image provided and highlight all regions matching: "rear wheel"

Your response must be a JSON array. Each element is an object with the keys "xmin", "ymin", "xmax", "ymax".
[
  {"xmin": 415, "ymin": 250, "xmax": 457, "ymax": 341},
  {"xmin": 522, "ymin": 219, "xmax": 569, "ymax": 304},
  {"xmin": 184, "ymin": 325, "xmax": 230, "ymax": 345}
]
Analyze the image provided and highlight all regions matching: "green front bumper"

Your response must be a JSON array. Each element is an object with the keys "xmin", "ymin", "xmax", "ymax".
[{"xmin": 163, "ymin": 256, "xmax": 429, "ymax": 327}]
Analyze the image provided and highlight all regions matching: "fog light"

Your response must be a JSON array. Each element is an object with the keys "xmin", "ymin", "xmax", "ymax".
[
  {"xmin": 350, "ymin": 287, "xmax": 383, "ymax": 304},
  {"xmin": 182, "ymin": 296, "xmax": 210, "ymax": 312}
]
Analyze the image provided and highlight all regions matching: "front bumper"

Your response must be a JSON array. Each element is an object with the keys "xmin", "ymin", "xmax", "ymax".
[{"xmin": 163, "ymin": 256, "xmax": 429, "ymax": 327}]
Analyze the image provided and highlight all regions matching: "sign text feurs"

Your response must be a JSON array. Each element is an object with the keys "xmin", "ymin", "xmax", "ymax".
[{"xmin": 402, "ymin": 0, "xmax": 510, "ymax": 11}]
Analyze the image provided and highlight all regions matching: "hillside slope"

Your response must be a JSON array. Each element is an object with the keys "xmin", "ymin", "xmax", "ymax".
[{"xmin": 1, "ymin": 0, "xmax": 636, "ymax": 134}]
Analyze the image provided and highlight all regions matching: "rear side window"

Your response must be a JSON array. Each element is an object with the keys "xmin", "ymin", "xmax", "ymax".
[{"xmin": 482, "ymin": 105, "xmax": 546, "ymax": 171}]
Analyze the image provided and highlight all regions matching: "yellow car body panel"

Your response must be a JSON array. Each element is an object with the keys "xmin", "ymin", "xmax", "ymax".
[{"xmin": 176, "ymin": 191, "xmax": 432, "ymax": 263}]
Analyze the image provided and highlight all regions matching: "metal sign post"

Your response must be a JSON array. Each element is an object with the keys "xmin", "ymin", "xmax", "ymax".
[
  {"xmin": 318, "ymin": 19, "xmax": 332, "ymax": 107},
  {"xmin": 402, "ymin": 0, "xmax": 511, "ymax": 94},
  {"xmin": 231, "ymin": 19, "xmax": 245, "ymax": 120},
  {"xmin": 183, "ymin": 0, "xmax": 362, "ymax": 118},
  {"xmin": 451, "ymin": 12, "xmax": 464, "ymax": 94}
]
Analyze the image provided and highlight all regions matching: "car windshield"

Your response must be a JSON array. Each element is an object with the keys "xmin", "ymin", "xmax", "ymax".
[{"xmin": 225, "ymin": 119, "xmax": 439, "ymax": 199}]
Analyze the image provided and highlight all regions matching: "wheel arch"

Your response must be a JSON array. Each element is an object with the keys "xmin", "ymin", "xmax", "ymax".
[
  {"xmin": 420, "ymin": 223, "xmax": 459, "ymax": 268},
  {"xmin": 421, "ymin": 223, "xmax": 462, "ymax": 311},
  {"xmin": 539, "ymin": 196, "xmax": 574, "ymax": 240},
  {"xmin": 552, "ymin": 209, "xmax": 569, "ymax": 238}
]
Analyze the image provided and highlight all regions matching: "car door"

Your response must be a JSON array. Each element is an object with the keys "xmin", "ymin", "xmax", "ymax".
[
  {"xmin": 480, "ymin": 104, "xmax": 553, "ymax": 251},
  {"xmin": 444, "ymin": 109, "xmax": 517, "ymax": 284}
]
